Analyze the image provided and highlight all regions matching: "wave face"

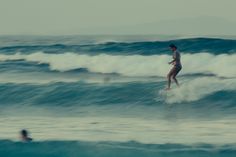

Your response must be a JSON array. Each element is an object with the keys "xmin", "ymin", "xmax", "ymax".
[
  {"xmin": 0, "ymin": 37, "xmax": 236, "ymax": 55},
  {"xmin": 0, "ymin": 36, "xmax": 236, "ymax": 156}
]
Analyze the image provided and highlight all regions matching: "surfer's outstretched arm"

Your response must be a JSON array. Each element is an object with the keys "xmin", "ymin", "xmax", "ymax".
[
  {"xmin": 168, "ymin": 60, "xmax": 175, "ymax": 65},
  {"xmin": 169, "ymin": 52, "xmax": 177, "ymax": 64},
  {"xmin": 169, "ymin": 58, "xmax": 177, "ymax": 65}
]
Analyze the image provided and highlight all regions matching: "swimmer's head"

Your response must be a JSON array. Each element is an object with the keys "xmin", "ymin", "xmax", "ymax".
[
  {"xmin": 169, "ymin": 44, "xmax": 177, "ymax": 51},
  {"xmin": 21, "ymin": 129, "xmax": 28, "ymax": 137},
  {"xmin": 20, "ymin": 129, "xmax": 32, "ymax": 142}
]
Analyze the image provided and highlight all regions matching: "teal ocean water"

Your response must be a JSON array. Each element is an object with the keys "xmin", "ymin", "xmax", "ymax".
[{"xmin": 0, "ymin": 36, "xmax": 235, "ymax": 157}]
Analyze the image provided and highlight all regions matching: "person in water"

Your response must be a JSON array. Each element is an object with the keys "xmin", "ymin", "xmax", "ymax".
[
  {"xmin": 166, "ymin": 44, "xmax": 182, "ymax": 90},
  {"xmin": 20, "ymin": 129, "xmax": 33, "ymax": 142}
]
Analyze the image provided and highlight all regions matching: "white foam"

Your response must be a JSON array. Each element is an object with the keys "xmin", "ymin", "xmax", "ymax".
[
  {"xmin": 0, "ymin": 52, "xmax": 236, "ymax": 77},
  {"xmin": 161, "ymin": 77, "xmax": 236, "ymax": 104}
]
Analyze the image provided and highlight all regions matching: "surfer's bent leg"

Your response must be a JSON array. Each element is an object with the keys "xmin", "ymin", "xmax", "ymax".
[
  {"xmin": 172, "ymin": 66, "xmax": 181, "ymax": 87},
  {"xmin": 167, "ymin": 68, "xmax": 175, "ymax": 89}
]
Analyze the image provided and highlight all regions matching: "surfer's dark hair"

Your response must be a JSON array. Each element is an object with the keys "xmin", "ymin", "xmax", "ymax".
[
  {"xmin": 169, "ymin": 44, "xmax": 177, "ymax": 49},
  {"xmin": 21, "ymin": 129, "xmax": 28, "ymax": 136}
]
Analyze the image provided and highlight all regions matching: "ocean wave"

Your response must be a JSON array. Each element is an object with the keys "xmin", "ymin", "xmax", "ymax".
[
  {"xmin": 0, "ymin": 140, "xmax": 235, "ymax": 157},
  {"xmin": 0, "ymin": 78, "xmax": 235, "ymax": 108},
  {"xmin": 0, "ymin": 52, "xmax": 236, "ymax": 77},
  {"xmin": 0, "ymin": 38, "xmax": 236, "ymax": 55},
  {"xmin": 159, "ymin": 77, "xmax": 236, "ymax": 104}
]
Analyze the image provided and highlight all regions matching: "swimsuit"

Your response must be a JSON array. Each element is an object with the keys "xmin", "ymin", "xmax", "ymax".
[{"xmin": 173, "ymin": 50, "xmax": 182, "ymax": 71}]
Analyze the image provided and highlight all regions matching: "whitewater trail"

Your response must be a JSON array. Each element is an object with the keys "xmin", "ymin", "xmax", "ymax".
[{"xmin": 159, "ymin": 77, "xmax": 236, "ymax": 104}]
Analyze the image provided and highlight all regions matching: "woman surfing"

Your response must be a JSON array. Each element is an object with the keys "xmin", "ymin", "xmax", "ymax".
[{"xmin": 166, "ymin": 44, "xmax": 182, "ymax": 90}]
